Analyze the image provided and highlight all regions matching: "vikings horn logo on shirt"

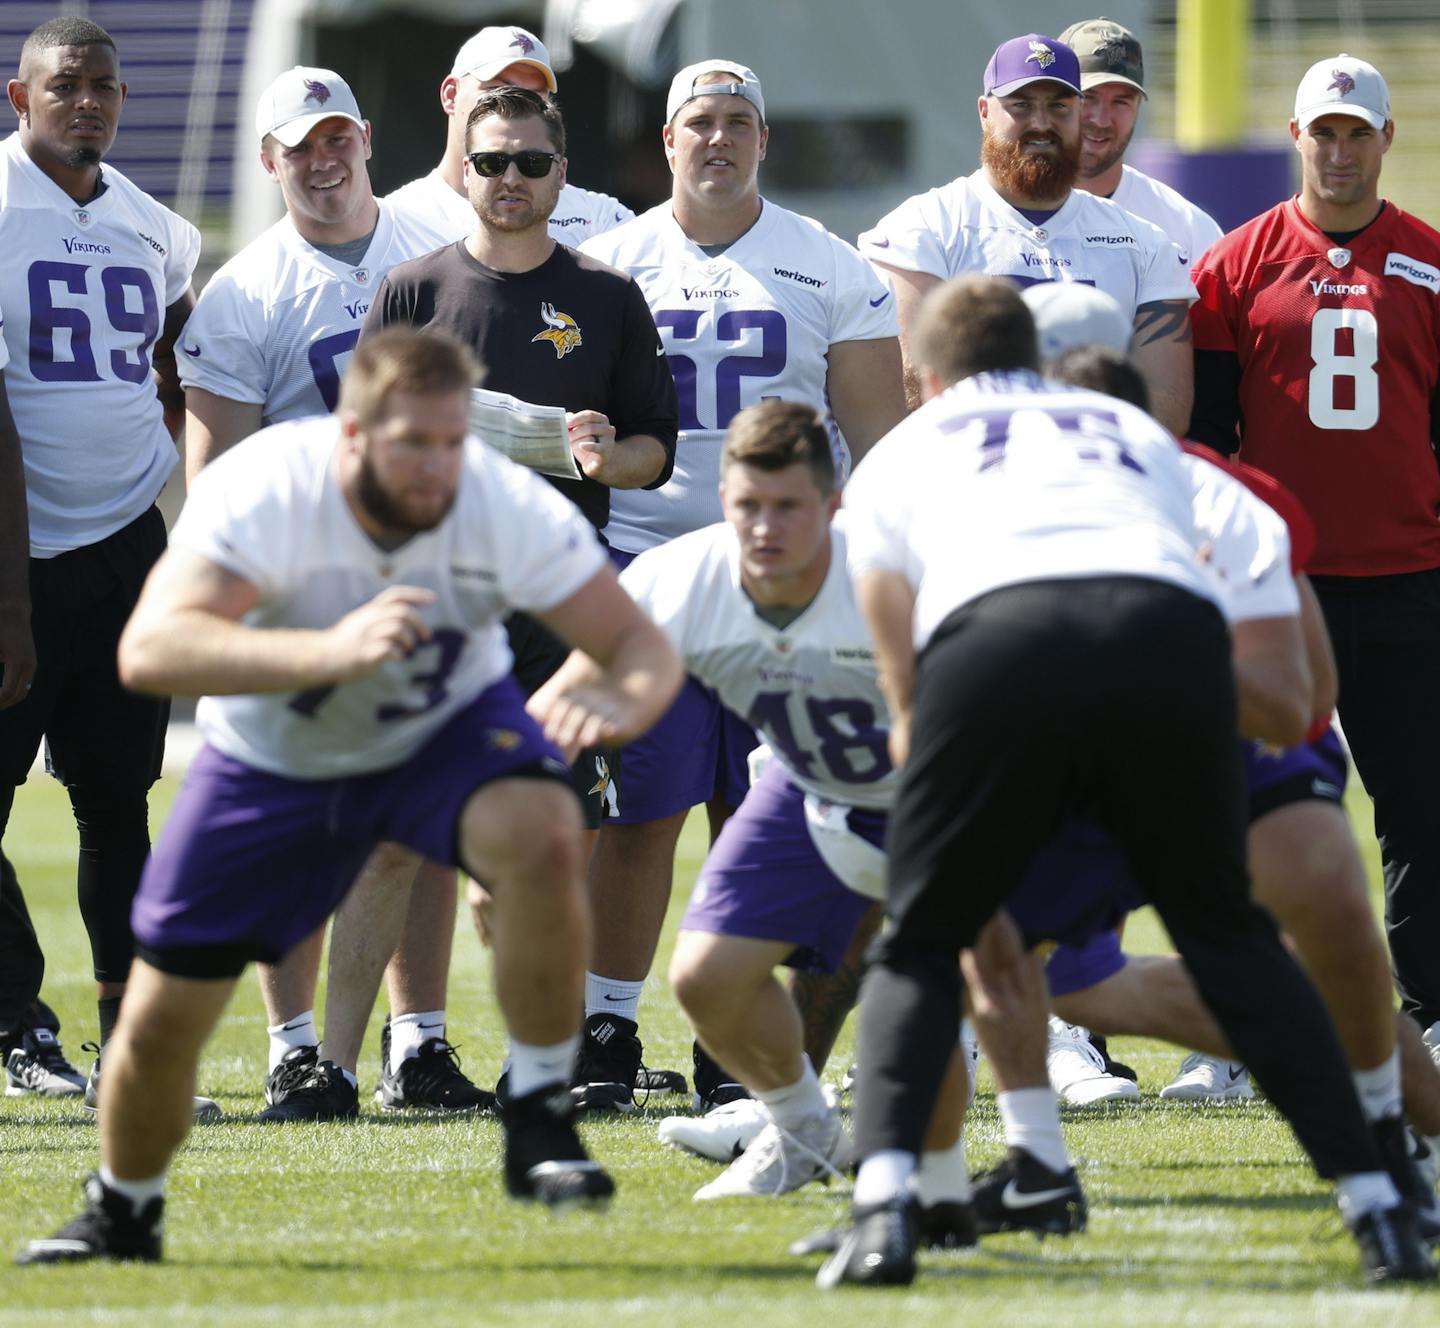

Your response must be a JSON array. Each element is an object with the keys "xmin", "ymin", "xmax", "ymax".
[
  {"xmin": 1328, "ymin": 69, "xmax": 1356, "ymax": 97},
  {"xmin": 1026, "ymin": 41, "xmax": 1056, "ymax": 70},
  {"xmin": 304, "ymin": 79, "xmax": 331, "ymax": 105},
  {"xmin": 532, "ymin": 302, "xmax": 583, "ymax": 358}
]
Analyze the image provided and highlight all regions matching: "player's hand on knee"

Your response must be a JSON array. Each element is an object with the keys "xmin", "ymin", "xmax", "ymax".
[{"xmin": 324, "ymin": 585, "xmax": 436, "ymax": 680}]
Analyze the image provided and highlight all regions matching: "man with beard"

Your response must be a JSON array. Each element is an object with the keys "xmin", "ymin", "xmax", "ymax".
[
  {"xmin": 0, "ymin": 17, "xmax": 200, "ymax": 1100},
  {"xmin": 859, "ymin": 33, "xmax": 1195, "ymax": 434},
  {"xmin": 1059, "ymin": 18, "xmax": 1222, "ymax": 266},
  {"xmin": 17, "ymin": 328, "xmax": 684, "ymax": 1263}
]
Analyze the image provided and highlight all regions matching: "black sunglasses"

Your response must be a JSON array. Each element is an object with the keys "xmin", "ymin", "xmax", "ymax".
[{"xmin": 466, "ymin": 150, "xmax": 560, "ymax": 179}]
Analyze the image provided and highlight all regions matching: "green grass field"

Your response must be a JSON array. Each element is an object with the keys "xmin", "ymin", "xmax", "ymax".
[{"xmin": 3, "ymin": 770, "xmax": 1438, "ymax": 1326}]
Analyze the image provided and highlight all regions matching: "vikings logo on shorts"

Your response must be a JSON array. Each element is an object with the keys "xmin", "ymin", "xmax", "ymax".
[
  {"xmin": 510, "ymin": 29, "xmax": 536, "ymax": 55},
  {"xmin": 487, "ymin": 728, "xmax": 523, "ymax": 751},
  {"xmin": 1026, "ymin": 40, "xmax": 1056, "ymax": 71},
  {"xmin": 532, "ymin": 302, "xmax": 583, "ymax": 359},
  {"xmin": 1328, "ymin": 69, "xmax": 1356, "ymax": 97},
  {"xmin": 304, "ymin": 79, "xmax": 331, "ymax": 106}
]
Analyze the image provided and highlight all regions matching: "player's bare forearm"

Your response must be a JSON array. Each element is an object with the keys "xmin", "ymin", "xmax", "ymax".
[
  {"xmin": 874, "ymin": 263, "xmax": 941, "ymax": 414},
  {"xmin": 1296, "ymin": 574, "xmax": 1338, "ymax": 721},
  {"xmin": 185, "ymin": 389, "xmax": 265, "ymax": 486},
  {"xmin": 0, "ymin": 385, "xmax": 36, "ymax": 708},
  {"xmin": 827, "ymin": 337, "xmax": 907, "ymax": 468},
  {"xmin": 591, "ymin": 433, "xmax": 670, "ymax": 489},
  {"xmin": 155, "ymin": 290, "xmax": 197, "ymax": 443},
  {"xmin": 1231, "ymin": 614, "xmax": 1312, "ymax": 748},
  {"xmin": 1131, "ymin": 299, "xmax": 1194, "ymax": 436},
  {"xmin": 856, "ymin": 567, "xmax": 917, "ymax": 759}
]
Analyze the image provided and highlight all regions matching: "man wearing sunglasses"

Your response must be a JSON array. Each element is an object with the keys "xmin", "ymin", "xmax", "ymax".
[{"xmin": 386, "ymin": 25, "xmax": 631, "ymax": 251}]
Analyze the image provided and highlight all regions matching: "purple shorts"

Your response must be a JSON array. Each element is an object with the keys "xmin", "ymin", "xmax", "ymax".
[
  {"xmin": 1009, "ymin": 817, "xmax": 1145, "ymax": 956},
  {"xmin": 131, "ymin": 677, "xmax": 570, "ymax": 973},
  {"xmin": 679, "ymin": 761, "xmax": 877, "ymax": 973},
  {"xmin": 608, "ymin": 547, "xmax": 756, "ymax": 823},
  {"xmin": 1037, "ymin": 729, "xmax": 1350, "ymax": 995}
]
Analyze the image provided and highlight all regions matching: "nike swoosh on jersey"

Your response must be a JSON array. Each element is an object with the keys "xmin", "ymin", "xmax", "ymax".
[
  {"xmin": 183, "ymin": 344, "xmax": 201, "ymax": 357},
  {"xmin": 871, "ymin": 237, "xmax": 890, "ymax": 248},
  {"xmin": 656, "ymin": 343, "xmax": 666, "ymax": 356},
  {"xmin": 1001, "ymin": 1178, "xmax": 1075, "ymax": 1209},
  {"xmin": 869, "ymin": 292, "xmax": 890, "ymax": 308}
]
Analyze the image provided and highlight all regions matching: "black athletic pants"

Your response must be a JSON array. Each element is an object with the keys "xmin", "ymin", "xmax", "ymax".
[
  {"xmin": 1313, "ymin": 567, "xmax": 1440, "ymax": 1032},
  {"xmin": 0, "ymin": 507, "xmax": 168, "ymax": 1026},
  {"xmin": 853, "ymin": 576, "xmax": 1380, "ymax": 1180}
]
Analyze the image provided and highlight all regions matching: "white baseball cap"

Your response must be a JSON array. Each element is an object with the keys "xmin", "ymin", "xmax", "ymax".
[
  {"xmin": 1294, "ymin": 55, "xmax": 1390, "ymax": 130},
  {"xmin": 1022, "ymin": 282, "xmax": 1133, "ymax": 361},
  {"xmin": 451, "ymin": 26, "xmax": 557, "ymax": 93},
  {"xmin": 666, "ymin": 60, "xmax": 765, "ymax": 124},
  {"xmin": 256, "ymin": 66, "xmax": 364, "ymax": 147}
]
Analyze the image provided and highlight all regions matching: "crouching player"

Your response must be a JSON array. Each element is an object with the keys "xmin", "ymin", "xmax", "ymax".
[
  {"xmin": 17, "ymin": 329, "xmax": 682, "ymax": 1264},
  {"xmin": 535, "ymin": 399, "xmax": 887, "ymax": 1199}
]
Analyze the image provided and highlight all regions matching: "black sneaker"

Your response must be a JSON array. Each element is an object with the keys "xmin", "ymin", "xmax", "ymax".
[
  {"xmin": 265, "ymin": 1044, "xmax": 319, "ymax": 1106},
  {"xmin": 376, "ymin": 1037, "xmax": 497, "ymax": 1114},
  {"xmin": 16, "ymin": 1173, "xmax": 162, "ymax": 1265},
  {"xmin": 791, "ymin": 1198, "xmax": 977, "ymax": 1256},
  {"xmin": 971, "ymin": 1147, "xmax": 1087, "ymax": 1237},
  {"xmin": 815, "ymin": 1195, "xmax": 919, "ymax": 1288},
  {"xmin": 1351, "ymin": 1203, "xmax": 1437, "ymax": 1282},
  {"xmin": 1088, "ymin": 1033, "xmax": 1139, "ymax": 1084},
  {"xmin": 637, "ymin": 1065, "xmax": 688, "ymax": 1096},
  {"xmin": 692, "ymin": 1041, "xmax": 751, "ymax": 1112},
  {"xmin": 83, "ymin": 1042, "xmax": 221, "ymax": 1122},
  {"xmin": 256, "ymin": 1058, "xmax": 359, "ymax": 1123},
  {"xmin": 504, "ymin": 1082, "xmax": 615, "ymax": 1209},
  {"xmin": 1373, "ymin": 1115, "xmax": 1440, "ymax": 1241},
  {"xmin": 572, "ymin": 1013, "xmax": 643, "ymax": 1113},
  {"xmin": 5, "ymin": 1027, "xmax": 86, "ymax": 1097}
]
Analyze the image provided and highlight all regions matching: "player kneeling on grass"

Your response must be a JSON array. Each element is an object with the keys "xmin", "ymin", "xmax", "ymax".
[
  {"xmin": 533, "ymin": 400, "xmax": 884, "ymax": 1199},
  {"xmin": 16, "ymin": 328, "xmax": 682, "ymax": 1265}
]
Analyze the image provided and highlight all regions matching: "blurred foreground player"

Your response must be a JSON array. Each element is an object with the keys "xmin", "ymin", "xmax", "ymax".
[{"xmin": 17, "ymin": 329, "xmax": 682, "ymax": 1263}]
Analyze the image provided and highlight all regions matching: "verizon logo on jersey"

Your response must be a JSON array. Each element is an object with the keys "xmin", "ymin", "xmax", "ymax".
[
  {"xmin": 772, "ymin": 267, "xmax": 827, "ymax": 288},
  {"xmin": 1385, "ymin": 253, "xmax": 1440, "ymax": 292},
  {"xmin": 1309, "ymin": 279, "xmax": 1368, "ymax": 296}
]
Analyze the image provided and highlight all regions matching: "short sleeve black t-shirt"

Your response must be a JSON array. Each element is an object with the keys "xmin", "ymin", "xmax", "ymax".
[{"xmin": 362, "ymin": 241, "xmax": 678, "ymax": 531}]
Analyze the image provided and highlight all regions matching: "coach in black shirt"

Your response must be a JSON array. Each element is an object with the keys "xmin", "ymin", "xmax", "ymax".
[{"xmin": 363, "ymin": 87, "xmax": 677, "ymax": 532}]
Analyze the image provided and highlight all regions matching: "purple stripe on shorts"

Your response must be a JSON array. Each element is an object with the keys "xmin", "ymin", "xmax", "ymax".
[{"xmin": 680, "ymin": 761, "xmax": 874, "ymax": 973}]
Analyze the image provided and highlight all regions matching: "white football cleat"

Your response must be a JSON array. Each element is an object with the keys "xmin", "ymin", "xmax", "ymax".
[
  {"xmin": 1158, "ymin": 1052, "xmax": 1253, "ymax": 1102},
  {"xmin": 693, "ymin": 1108, "xmax": 847, "ymax": 1200},
  {"xmin": 1046, "ymin": 1018, "xmax": 1140, "ymax": 1107},
  {"xmin": 659, "ymin": 1096, "xmax": 769, "ymax": 1163}
]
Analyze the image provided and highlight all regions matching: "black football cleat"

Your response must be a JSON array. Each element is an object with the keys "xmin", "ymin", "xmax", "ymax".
[
  {"xmin": 971, "ymin": 1147, "xmax": 1087, "ymax": 1237},
  {"xmin": 17, "ymin": 1174, "xmax": 162, "ymax": 1265},
  {"xmin": 505, "ymin": 1082, "xmax": 615, "ymax": 1210},
  {"xmin": 1351, "ymin": 1203, "xmax": 1437, "ymax": 1283},
  {"xmin": 572, "ymin": 1014, "xmax": 643, "ymax": 1113},
  {"xmin": 791, "ymin": 1197, "xmax": 977, "ymax": 1257},
  {"xmin": 815, "ymin": 1195, "xmax": 920, "ymax": 1288},
  {"xmin": 256, "ymin": 1058, "xmax": 358, "ymax": 1123},
  {"xmin": 376, "ymin": 1037, "xmax": 496, "ymax": 1114}
]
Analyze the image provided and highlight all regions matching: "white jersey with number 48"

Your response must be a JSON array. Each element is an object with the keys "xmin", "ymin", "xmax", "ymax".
[{"xmin": 582, "ymin": 200, "xmax": 898, "ymax": 553}]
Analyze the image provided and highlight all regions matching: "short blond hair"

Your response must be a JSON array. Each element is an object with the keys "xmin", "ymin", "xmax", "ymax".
[
  {"xmin": 722, "ymin": 399, "xmax": 835, "ymax": 494},
  {"xmin": 339, "ymin": 328, "xmax": 481, "ymax": 426}
]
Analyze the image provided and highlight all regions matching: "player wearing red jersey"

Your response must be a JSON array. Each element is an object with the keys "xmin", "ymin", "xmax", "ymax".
[{"xmin": 1189, "ymin": 54, "xmax": 1440, "ymax": 1056}]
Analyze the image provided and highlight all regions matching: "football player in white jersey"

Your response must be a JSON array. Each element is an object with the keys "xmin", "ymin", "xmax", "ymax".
[
  {"xmin": 1058, "ymin": 19, "xmax": 1222, "ymax": 264},
  {"xmin": 818, "ymin": 275, "xmax": 1432, "ymax": 1287},
  {"xmin": 180, "ymin": 65, "xmax": 500, "ymax": 1121},
  {"xmin": 568, "ymin": 60, "xmax": 906, "ymax": 1113},
  {"xmin": 858, "ymin": 32, "xmax": 1195, "ymax": 434},
  {"xmin": 0, "ymin": 17, "xmax": 201, "ymax": 1101},
  {"xmin": 383, "ymin": 25, "xmax": 631, "ymax": 250},
  {"xmin": 18, "ymin": 328, "xmax": 683, "ymax": 1265}
]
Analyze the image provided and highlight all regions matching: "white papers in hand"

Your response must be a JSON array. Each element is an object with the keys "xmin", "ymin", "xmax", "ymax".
[{"xmin": 468, "ymin": 387, "xmax": 580, "ymax": 481}]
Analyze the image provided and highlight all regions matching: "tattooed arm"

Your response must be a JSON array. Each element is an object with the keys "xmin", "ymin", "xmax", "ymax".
[{"xmin": 1130, "ymin": 298, "xmax": 1194, "ymax": 436}]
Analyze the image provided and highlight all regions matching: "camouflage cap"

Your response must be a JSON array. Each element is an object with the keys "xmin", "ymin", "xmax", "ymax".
[{"xmin": 1057, "ymin": 18, "xmax": 1146, "ymax": 96}]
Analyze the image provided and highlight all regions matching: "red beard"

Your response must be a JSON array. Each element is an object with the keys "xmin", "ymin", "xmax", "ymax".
[{"xmin": 981, "ymin": 129, "xmax": 1080, "ymax": 203}]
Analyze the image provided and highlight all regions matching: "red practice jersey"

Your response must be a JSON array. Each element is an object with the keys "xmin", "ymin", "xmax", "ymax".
[{"xmin": 1191, "ymin": 198, "xmax": 1440, "ymax": 576}]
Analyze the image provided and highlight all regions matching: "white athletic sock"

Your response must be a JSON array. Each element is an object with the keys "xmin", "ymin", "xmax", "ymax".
[
  {"xmin": 507, "ymin": 1035, "xmax": 580, "ymax": 1099},
  {"xmin": 1352, "ymin": 1050, "xmax": 1403, "ymax": 1123},
  {"xmin": 99, "ymin": 1166, "xmax": 166, "ymax": 1216},
  {"xmin": 1336, "ymin": 1170, "xmax": 1402, "ymax": 1224},
  {"xmin": 266, "ymin": 1010, "xmax": 317, "ymax": 1072},
  {"xmin": 997, "ymin": 1086, "xmax": 1069, "ymax": 1174},
  {"xmin": 585, "ymin": 973, "xmax": 644, "ymax": 1023},
  {"xmin": 852, "ymin": 1149, "xmax": 917, "ymax": 1207},
  {"xmin": 390, "ymin": 1010, "xmax": 446, "ymax": 1073},
  {"xmin": 754, "ymin": 1057, "xmax": 827, "ymax": 1132},
  {"xmin": 915, "ymin": 1134, "xmax": 972, "ymax": 1206}
]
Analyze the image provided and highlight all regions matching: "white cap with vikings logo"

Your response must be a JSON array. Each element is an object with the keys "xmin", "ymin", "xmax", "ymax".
[
  {"xmin": 1294, "ymin": 54, "xmax": 1390, "ymax": 130},
  {"xmin": 666, "ymin": 60, "xmax": 766, "ymax": 124},
  {"xmin": 256, "ymin": 66, "xmax": 365, "ymax": 147},
  {"xmin": 451, "ymin": 26, "xmax": 558, "ymax": 93}
]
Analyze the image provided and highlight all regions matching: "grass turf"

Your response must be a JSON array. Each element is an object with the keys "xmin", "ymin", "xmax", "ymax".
[{"xmin": 2, "ymin": 772, "xmax": 1438, "ymax": 1325}]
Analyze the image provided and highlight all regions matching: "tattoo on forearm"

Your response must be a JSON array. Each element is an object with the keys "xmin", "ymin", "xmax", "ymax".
[{"xmin": 1134, "ymin": 301, "xmax": 1194, "ymax": 347}]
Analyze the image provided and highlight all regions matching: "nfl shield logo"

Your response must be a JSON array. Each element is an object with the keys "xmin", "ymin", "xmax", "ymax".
[
  {"xmin": 1328, "ymin": 247, "xmax": 1352, "ymax": 268},
  {"xmin": 352, "ymin": 268, "xmax": 370, "ymax": 284},
  {"xmin": 74, "ymin": 209, "xmax": 90, "ymax": 226}
]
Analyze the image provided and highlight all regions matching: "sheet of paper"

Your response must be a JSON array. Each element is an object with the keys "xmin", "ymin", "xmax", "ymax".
[{"xmin": 468, "ymin": 387, "xmax": 579, "ymax": 481}]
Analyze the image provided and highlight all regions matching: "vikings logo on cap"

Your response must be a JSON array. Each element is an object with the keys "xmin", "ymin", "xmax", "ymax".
[
  {"xmin": 1328, "ymin": 69, "xmax": 1357, "ymax": 97},
  {"xmin": 532, "ymin": 302, "xmax": 583, "ymax": 359},
  {"xmin": 1027, "ymin": 40, "xmax": 1056, "ymax": 70},
  {"xmin": 510, "ymin": 28, "xmax": 535, "ymax": 55},
  {"xmin": 303, "ymin": 78, "xmax": 331, "ymax": 105}
]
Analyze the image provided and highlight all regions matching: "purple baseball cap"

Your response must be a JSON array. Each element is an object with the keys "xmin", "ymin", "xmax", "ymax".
[{"xmin": 984, "ymin": 34, "xmax": 1082, "ymax": 98}]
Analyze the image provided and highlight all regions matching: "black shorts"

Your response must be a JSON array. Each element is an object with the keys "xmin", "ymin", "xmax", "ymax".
[
  {"xmin": 505, "ymin": 611, "xmax": 618, "ymax": 830},
  {"xmin": 0, "ymin": 506, "xmax": 168, "ymax": 791}
]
